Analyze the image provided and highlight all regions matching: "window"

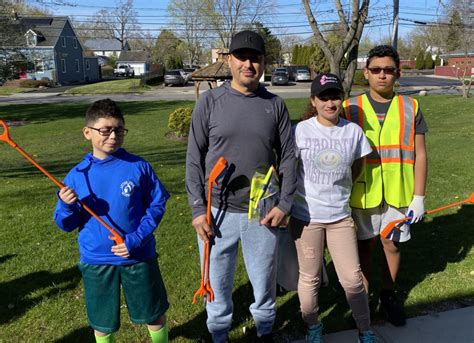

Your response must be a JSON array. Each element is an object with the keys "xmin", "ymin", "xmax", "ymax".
[
  {"xmin": 73, "ymin": 38, "xmax": 78, "ymax": 48},
  {"xmin": 75, "ymin": 59, "xmax": 80, "ymax": 72},
  {"xmin": 61, "ymin": 59, "xmax": 66, "ymax": 73},
  {"xmin": 61, "ymin": 36, "xmax": 66, "ymax": 47},
  {"xmin": 85, "ymin": 60, "xmax": 90, "ymax": 70}
]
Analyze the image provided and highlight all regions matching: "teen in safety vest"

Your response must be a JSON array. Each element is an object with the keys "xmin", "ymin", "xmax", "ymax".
[{"xmin": 342, "ymin": 45, "xmax": 428, "ymax": 327}]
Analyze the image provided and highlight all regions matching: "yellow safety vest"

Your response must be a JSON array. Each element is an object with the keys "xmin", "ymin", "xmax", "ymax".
[{"xmin": 343, "ymin": 94, "xmax": 418, "ymax": 209}]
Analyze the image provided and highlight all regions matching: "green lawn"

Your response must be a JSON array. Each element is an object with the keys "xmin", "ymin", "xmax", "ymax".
[
  {"xmin": 64, "ymin": 79, "xmax": 150, "ymax": 95},
  {"xmin": 0, "ymin": 95, "xmax": 473, "ymax": 342},
  {"xmin": 0, "ymin": 86, "xmax": 29, "ymax": 96}
]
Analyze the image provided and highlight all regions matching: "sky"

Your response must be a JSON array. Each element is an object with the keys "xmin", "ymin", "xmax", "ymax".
[{"xmin": 28, "ymin": 0, "xmax": 448, "ymax": 44}]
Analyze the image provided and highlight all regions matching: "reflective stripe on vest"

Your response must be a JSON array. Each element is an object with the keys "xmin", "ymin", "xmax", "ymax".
[{"xmin": 343, "ymin": 94, "xmax": 418, "ymax": 208}]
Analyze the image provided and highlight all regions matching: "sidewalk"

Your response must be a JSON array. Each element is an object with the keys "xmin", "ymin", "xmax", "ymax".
[{"xmin": 292, "ymin": 306, "xmax": 474, "ymax": 343}]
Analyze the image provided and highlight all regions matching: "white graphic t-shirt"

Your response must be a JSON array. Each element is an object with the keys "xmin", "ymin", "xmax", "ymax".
[{"xmin": 292, "ymin": 116, "xmax": 372, "ymax": 223}]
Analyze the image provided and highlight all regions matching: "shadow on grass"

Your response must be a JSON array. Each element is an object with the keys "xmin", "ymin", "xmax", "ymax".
[
  {"xmin": 0, "ymin": 266, "xmax": 81, "ymax": 325},
  {"xmin": 0, "ymin": 254, "xmax": 16, "ymax": 265},
  {"xmin": 0, "ymin": 100, "xmax": 193, "ymax": 123},
  {"xmin": 53, "ymin": 326, "xmax": 94, "ymax": 343},
  {"xmin": 169, "ymin": 282, "xmax": 255, "ymax": 342}
]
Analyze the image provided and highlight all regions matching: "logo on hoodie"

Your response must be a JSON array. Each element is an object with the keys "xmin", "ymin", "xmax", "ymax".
[{"xmin": 120, "ymin": 180, "xmax": 135, "ymax": 197}]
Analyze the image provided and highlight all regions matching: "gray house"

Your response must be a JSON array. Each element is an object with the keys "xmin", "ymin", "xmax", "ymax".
[
  {"xmin": 83, "ymin": 38, "xmax": 130, "ymax": 58},
  {"xmin": 8, "ymin": 16, "xmax": 100, "ymax": 85}
]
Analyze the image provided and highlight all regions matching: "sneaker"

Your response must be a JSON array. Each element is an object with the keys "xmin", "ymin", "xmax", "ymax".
[
  {"xmin": 306, "ymin": 323, "xmax": 323, "ymax": 343},
  {"xmin": 379, "ymin": 289, "xmax": 406, "ymax": 326},
  {"xmin": 255, "ymin": 333, "xmax": 274, "ymax": 343},
  {"xmin": 358, "ymin": 330, "xmax": 378, "ymax": 343}
]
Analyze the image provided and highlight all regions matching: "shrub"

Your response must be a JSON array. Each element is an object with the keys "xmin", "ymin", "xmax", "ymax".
[
  {"xmin": 168, "ymin": 107, "xmax": 193, "ymax": 137},
  {"xmin": 352, "ymin": 70, "xmax": 369, "ymax": 86},
  {"xmin": 415, "ymin": 51, "xmax": 425, "ymax": 70},
  {"xmin": 101, "ymin": 65, "xmax": 114, "ymax": 77},
  {"xmin": 401, "ymin": 65, "xmax": 412, "ymax": 70},
  {"xmin": 19, "ymin": 79, "xmax": 50, "ymax": 88},
  {"xmin": 424, "ymin": 52, "xmax": 434, "ymax": 69}
]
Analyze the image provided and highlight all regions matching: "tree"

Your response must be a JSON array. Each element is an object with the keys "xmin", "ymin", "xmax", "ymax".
[
  {"xmin": 291, "ymin": 45, "xmax": 300, "ymax": 65},
  {"xmin": 446, "ymin": 9, "xmax": 463, "ymax": 52},
  {"xmin": 302, "ymin": 0, "xmax": 370, "ymax": 95},
  {"xmin": 152, "ymin": 30, "xmax": 185, "ymax": 67},
  {"xmin": 424, "ymin": 52, "xmax": 434, "ymax": 69},
  {"xmin": 415, "ymin": 50, "xmax": 425, "ymax": 69},
  {"xmin": 434, "ymin": 55, "xmax": 442, "ymax": 66},
  {"xmin": 310, "ymin": 45, "xmax": 330, "ymax": 73},
  {"xmin": 93, "ymin": 0, "xmax": 141, "ymax": 50},
  {"xmin": 167, "ymin": 0, "xmax": 206, "ymax": 65},
  {"xmin": 201, "ymin": 0, "xmax": 275, "ymax": 49}
]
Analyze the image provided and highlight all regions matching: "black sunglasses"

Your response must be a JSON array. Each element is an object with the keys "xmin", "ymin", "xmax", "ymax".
[
  {"xmin": 367, "ymin": 67, "xmax": 398, "ymax": 75},
  {"xmin": 88, "ymin": 127, "xmax": 128, "ymax": 137},
  {"xmin": 232, "ymin": 53, "xmax": 262, "ymax": 63}
]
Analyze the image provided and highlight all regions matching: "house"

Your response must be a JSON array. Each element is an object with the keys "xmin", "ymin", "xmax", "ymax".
[
  {"xmin": 436, "ymin": 51, "xmax": 474, "ymax": 77},
  {"xmin": 83, "ymin": 38, "xmax": 130, "ymax": 58},
  {"xmin": 117, "ymin": 50, "xmax": 152, "ymax": 76},
  {"xmin": 6, "ymin": 16, "xmax": 100, "ymax": 85}
]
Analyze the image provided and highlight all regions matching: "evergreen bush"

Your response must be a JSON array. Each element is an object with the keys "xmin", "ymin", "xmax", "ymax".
[{"xmin": 168, "ymin": 107, "xmax": 193, "ymax": 137}]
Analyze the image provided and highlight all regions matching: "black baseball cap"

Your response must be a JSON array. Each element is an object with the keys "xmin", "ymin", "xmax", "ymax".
[
  {"xmin": 229, "ymin": 30, "xmax": 265, "ymax": 55},
  {"xmin": 310, "ymin": 73, "xmax": 344, "ymax": 96}
]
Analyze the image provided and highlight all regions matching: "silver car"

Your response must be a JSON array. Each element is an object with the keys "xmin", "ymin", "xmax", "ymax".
[
  {"xmin": 295, "ymin": 69, "xmax": 311, "ymax": 82},
  {"xmin": 164, "ymin": 69, "xmax": 187, "ymax": 86}
]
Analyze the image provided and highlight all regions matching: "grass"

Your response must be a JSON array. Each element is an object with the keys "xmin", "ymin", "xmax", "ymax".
[
  {"xmin": 0, "ymin": 95, "xmax": 473, "ymax": 342},
  {"xmin": 0, "ymin": 86, "xmax": 29, "ymax": 96},
  {"xmin": 64, "ymin": 79, "xmax": 150, "ymax": 95}
]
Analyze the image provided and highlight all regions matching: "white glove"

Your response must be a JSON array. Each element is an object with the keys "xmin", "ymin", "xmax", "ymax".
[{"xmin": 406, "ymin": 195, "xmax": 425, "ymax": 224}]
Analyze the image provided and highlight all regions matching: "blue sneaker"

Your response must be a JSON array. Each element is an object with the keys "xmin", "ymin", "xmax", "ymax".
[
  {"xmin": 358, "ymin": 330, "xmax": 378, "ymax": 343},
  {"xmin": 306, "ymin": 323, "xmax": 323, "ymax": 343}
]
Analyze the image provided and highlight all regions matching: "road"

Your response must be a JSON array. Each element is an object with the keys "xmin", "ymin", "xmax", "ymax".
[{"xmin": 0, "ymin": 76, "xmax": 465, "ymax": 106}]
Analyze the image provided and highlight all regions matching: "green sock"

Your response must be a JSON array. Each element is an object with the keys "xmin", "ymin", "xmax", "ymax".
[
  {"xmin": 94, "ymin": 333, "xmax": 114, "ymax": 343},
  {"xmin": 148, "ymin": 322, "xmax": 168, "ymax": 343}
]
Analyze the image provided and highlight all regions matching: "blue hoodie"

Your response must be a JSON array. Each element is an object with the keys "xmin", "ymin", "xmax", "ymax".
[{"xmin": 54, "ymin": 148, "xmax": 169, "ymax": 265}]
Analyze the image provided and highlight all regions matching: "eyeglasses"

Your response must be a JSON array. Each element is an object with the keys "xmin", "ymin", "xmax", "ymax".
[
  {"xmin": 88, "ymin": 127, "xmax": 128, "ymax": 136},
  {"xmin": 367, "ymin": 67, "xmax": 398, "ymax": 75}
]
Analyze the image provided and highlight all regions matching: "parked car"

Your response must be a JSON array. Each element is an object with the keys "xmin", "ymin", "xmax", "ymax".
[
  {"xmin": 295, "ymin": 69, "xmax": 311, "ymax": 82},
  {"xmin": 183, "ymin": 68, "xmax": 196, "ymax": 81},
  {"xmin": 273, "ymin": 67, "xmax": 289, "ymax": 76},
  {"xmin": 164, "ymin": 69, "xmax": 187, "ymax": 86},
  {"xmin": 271, "ymin": 71, "xmax": 289, "ymax": 86},
  {"xmin": 114, "ymin": 64, "xmax": 134, "ymax": 77}
]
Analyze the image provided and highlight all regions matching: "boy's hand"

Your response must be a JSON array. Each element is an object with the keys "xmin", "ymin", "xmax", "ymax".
[
  {"xmin": 111, "ymin": 243, "xmax": 130, "ymax": 258},
  {"xmin": 59, "ymin": 186, "xmax": 78, "ymax": 204},
  {"xmin": 261, "ymin": 207, "xmax": 287, "ymax": 228},
  {"xmin": 192, "ymin": 214, "xmax": 214, "ymax": 241}
]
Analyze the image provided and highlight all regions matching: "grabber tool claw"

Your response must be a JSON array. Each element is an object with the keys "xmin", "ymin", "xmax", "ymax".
[
  {"xmin": 0, "ymin": 119, "xmax": 124, "ymax": 244},
  {"xmin": 193, "ymin": 157, "xmax": 227, "ymax": 304},
  {"xmin": 380, "ymin": 193, "xmax": 474, "ymax": 239}
]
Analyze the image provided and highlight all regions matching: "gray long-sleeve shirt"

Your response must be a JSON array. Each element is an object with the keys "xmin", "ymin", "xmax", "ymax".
[{"xmin": 186, "ymin": 81, "xmax": 296, "ymax": 219}]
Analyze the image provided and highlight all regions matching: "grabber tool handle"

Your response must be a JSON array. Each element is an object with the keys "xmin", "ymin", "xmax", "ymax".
[{"xmin": 0, "ymin": 119, "xmax": 124, "ymax": 245}]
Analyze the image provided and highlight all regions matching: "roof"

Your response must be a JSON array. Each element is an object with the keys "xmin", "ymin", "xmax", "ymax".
[
  {"xmin": 118, "ymin": 50, "xmax": 151, "ymax": 62},
  {"xmin": 191, "ymin": 61, "xmax": 232, "ymax": 80},
  {"xmin": 440, "ymin": 50, "xmax": 474, "ymax": 58},
  {"xmin": 83, "ymin": 38, "xmax": 125, "ymax": 51},
  {"xmin": 20, "ymin": 16, "xmax": 69, "ymax": 47}
]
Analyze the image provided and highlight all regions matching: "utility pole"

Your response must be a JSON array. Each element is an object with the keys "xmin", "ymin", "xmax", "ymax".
[{"xmin": 391, "ymin": 0, "xmax": 399, "ymax": 50}]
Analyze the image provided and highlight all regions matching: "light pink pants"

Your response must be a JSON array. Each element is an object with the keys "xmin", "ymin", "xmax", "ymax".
[{"xmin": 289, "ymin": 216, "xmax": 370, "ymax": 332}]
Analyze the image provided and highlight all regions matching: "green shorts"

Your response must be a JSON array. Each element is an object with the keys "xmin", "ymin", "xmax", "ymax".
[{"xmin": 78, "ymin": 259, "xmax": 169, "ymax": 333}]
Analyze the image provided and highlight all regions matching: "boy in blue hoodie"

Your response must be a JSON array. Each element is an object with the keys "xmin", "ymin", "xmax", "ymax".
[{"xmin": 54, "ymin": 99, "xmax": 170, "ymax": 343}]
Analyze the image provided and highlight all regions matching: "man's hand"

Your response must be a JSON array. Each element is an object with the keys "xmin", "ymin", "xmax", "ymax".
[
  {"xmin": 111, "ymin": 243, "xmax": 130, "ymax": 258},
  {"xmin": 58, "ymin": 186, "xmax": 78, "ymax": 204},
  {"xmin": 192, "ymin": 214, "xmax": 214, "ymax": 241},
  {"xmin": 406, "ymin": 195, "xmax": 425, "ymax": 224},
  {"xmin": 260, "ymin": 207, "xmax": 287, "ymax": 228}
]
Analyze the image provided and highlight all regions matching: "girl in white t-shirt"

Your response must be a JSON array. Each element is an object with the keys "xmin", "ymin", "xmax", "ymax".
[{"xmin": 290, "ymin": 73, "xmax": 376, "ymax": 343}]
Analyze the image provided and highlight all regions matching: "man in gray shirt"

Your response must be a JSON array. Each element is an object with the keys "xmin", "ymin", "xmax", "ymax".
[{"xmin": 186, "ymin": 30, "xmax": 296, "ymax": 342}]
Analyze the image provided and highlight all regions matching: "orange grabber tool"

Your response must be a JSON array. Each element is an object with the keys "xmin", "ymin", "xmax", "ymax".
[
  {"xmin": 380, "ymin": 193, "xmax": 474, "ymax": 239},
  {"xmin": 193, "ymin": 156, "xmax": 228, "ymax": 304},
  {"xmin": 0, "ymin": 119, "xmax": 124, "ymax": 245}
]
